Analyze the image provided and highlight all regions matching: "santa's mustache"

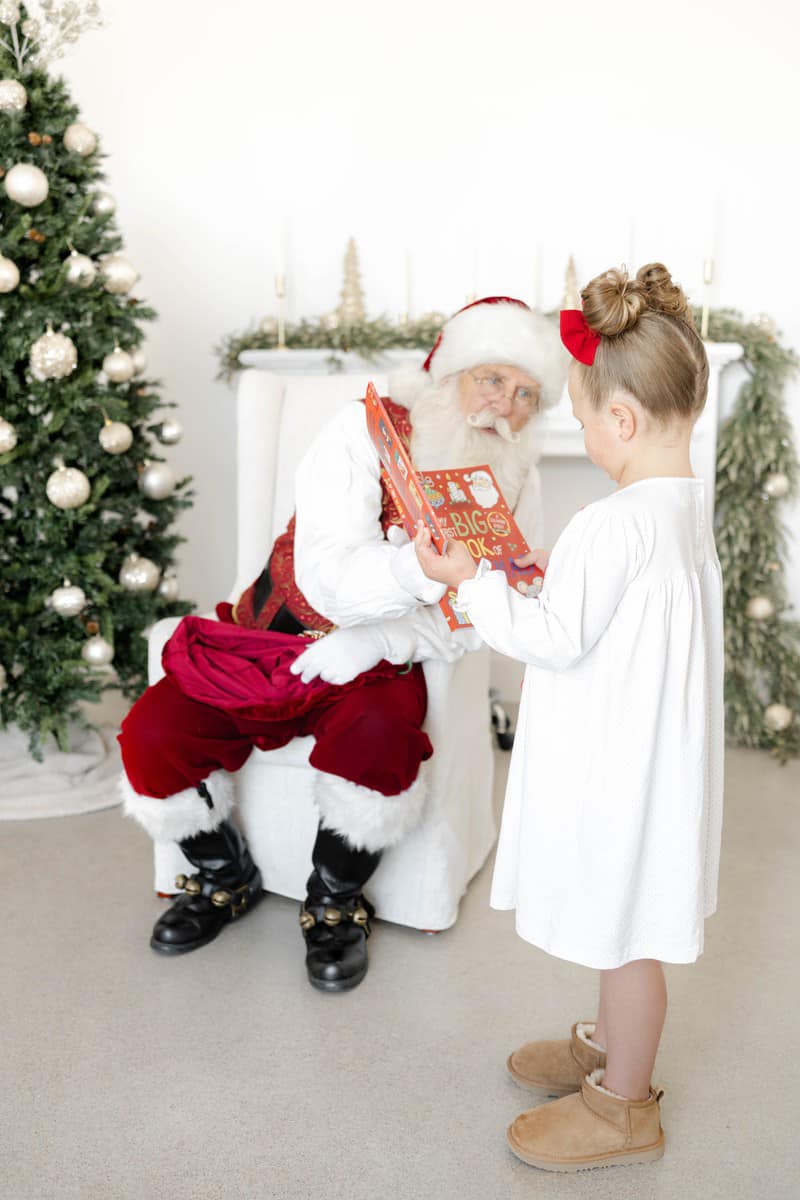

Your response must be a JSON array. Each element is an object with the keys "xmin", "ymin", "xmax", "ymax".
[{"xmin": 466, "ymin": 408, "xmax": 520, "ymax": 444}]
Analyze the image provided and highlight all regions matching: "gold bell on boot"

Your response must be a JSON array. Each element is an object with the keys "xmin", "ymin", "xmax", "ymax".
[{"xmin": 507, "ymin": 1069, "xmax": 665, "ymax": 1172}]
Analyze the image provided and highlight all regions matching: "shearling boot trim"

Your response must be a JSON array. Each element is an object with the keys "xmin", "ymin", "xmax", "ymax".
[
  {"xmin": 314, "ymin": 771, "xmax": 427, "ymax": 854},
  {"xmin": 119, "ymin": 769, "xmax": 235, "ymax": 843},
  {"xmin": 586, "ymin": 1068, "xmax": 662, "ymax": 1105},
  {"xmin": 576, "ymin": 1023, "xmax": 606, "ymax": 1054}
]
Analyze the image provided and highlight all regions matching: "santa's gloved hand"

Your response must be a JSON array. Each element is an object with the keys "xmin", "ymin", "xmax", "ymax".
[{"xmin": 290, "ymin": 623, "xmax": 414, "ymax": 686}]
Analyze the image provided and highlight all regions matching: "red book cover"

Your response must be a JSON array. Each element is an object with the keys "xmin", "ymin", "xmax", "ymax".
[{"xmin": 365, "ymin": 382, "xmax": 544, "ymax": 631}]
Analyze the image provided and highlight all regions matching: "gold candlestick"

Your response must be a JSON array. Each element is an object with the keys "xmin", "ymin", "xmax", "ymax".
[
  {"xmin": 700, "ymin": 258, "xmax": 713, "ymax": 341},
  {"xmin": 274, "ymin": 274, "xmax": 287, "ymax": 350}
]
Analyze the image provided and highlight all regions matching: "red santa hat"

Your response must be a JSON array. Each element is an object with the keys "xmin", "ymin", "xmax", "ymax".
[{"xmin": 420, "ymin": 296, "xmax": 567, "ymax": 407}]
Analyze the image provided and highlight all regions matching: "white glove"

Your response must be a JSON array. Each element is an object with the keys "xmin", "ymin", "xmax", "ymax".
[{"xmin": 290, "ymin": 624, "xmax": 414, "ymax": 686}]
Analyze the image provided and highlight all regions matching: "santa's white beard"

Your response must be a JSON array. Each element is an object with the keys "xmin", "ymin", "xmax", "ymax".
[{"xmin": 409, "ymin": 378, "xmax": 540, "ymax": 509}]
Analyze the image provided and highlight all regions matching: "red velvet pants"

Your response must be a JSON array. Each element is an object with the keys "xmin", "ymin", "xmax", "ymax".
[{"xmin": 118, "ymin": 664, "xmax": 433, "ymax": 800}]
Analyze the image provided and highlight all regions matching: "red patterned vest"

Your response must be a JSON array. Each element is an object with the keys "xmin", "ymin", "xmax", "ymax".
[{"xmin": 227, "ymin": 396, "xmax": 412, "ymax": 633}]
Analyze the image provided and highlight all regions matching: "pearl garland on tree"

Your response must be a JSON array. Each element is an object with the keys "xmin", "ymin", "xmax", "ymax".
[
  {"xmin": 0, "ymin": 417, "xmax": 18, "ymax": 453},
  {"xmin": 4, "ymin": 161, "xmax": 48, "ymax": 207},
  {"xmin": 102, "ymin": 346, "xmax": 135, "ymax": 383},
  {"xmin": 138, "ymin": 460, "xmax": 175, "ymax": 500},
  {"xmin": 63, "ymin": 122, "xmax": 97, "ymax": 156},
  {"xmin": 0, "ymin": 78, "xmax": 26, "ymax": 111},
  {"xmin": 46, "ymin": 579, "xmax": 86, "ymax": 617},
  {"xmin": 30, "ymin": 328, "xmax": 78, "ymax": 381},
  {"xmin": 0, "ymin": 253, "xmax": 20, "ymax": 292},
  {"xmin": 99, "ymin": 419, "xmax": 133, "ymax": 455},
  {"xmin": 64, "ymin": 250, "xmax": 97, "ymax": 287},
  {"xmin": 100, "ymin": 253, "xmax": 138, "ymax": 295},
  {"xmin": 763, "ymin": 472, "xmax": 790, "ymax": 499},
  {"xmin": 158, "ymin": 417, "xmax": 182, "ymax": 445},
  {"xmin": 119, "ymin": 553, "xmax": 160, "ymax": 592},
  {"xmin": 746, "ymin": 595, "xmax": 775, "ymax": 621},
  {"xmin": 46, "ymin": 463, "xmax": 90, "ymax": 509},
  {"xmin": 81, "ymin": 635, "xmax": 114, "ymax": 666}
]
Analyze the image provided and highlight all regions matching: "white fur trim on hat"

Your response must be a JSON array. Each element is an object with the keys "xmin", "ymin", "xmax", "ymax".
[
  {"xmin": 427, "ymin": 302, "xmax": 567, "ymax": 408},
  {"xmin": 119, "ymin": 768, "xmax": 235, "ymax": 843},
  {"xmin": 314, "ymin": 770, "xmax": 427, "ymax": 853}
]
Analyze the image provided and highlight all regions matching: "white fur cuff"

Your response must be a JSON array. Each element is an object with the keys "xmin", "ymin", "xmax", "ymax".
[
  {"xmin": 576, "ymin": 1022, "xmax": 605, "ymax": 1053},
  {"xmin": 314, "ymin": 771, "xmax": 427, "ymax": 853},
  {"xmin": 119, "ymin": 769, "xmax": 235, "ymax": 842}
]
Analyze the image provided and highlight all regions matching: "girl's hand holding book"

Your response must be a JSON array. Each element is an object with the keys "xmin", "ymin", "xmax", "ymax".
[
  {"xmin": 513, "ymin": 548, "xmax": 550, "ymax": 572},
  {"xmin": 414, "ymin": 521, "xmax": 478, "ymax": 588}
]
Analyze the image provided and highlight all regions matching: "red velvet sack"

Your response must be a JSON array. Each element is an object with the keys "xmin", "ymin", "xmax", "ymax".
[{"xmin": 161, "ymin": 616, "xmax": 399, "ymax": 722}]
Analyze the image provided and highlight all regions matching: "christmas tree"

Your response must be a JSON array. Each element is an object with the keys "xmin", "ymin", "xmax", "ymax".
[{"xmin": 0, "ymin": 3, "xmax": 193, "ymax": 754}]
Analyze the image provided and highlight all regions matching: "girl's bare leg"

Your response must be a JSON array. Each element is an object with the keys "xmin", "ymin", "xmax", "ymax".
[{"xmin": 591, "ymin": 959, "xmax": 666, "ymax": 1100}]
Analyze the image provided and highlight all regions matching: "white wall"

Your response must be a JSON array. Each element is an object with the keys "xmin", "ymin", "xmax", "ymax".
[{"xmin": 59, "ymin": 0, "xmax": 800, "ymax": 615}]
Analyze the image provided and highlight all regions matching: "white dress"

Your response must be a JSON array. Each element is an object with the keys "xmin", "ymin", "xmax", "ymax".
[{"xmin": 456, "ymin": 478, "xmax": 725, "ymax": 970}]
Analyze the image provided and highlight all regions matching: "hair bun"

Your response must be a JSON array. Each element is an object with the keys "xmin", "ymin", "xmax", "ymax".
[{"xmin": 580, "ymin": 262, "xmax": 692, "ymax": 337}]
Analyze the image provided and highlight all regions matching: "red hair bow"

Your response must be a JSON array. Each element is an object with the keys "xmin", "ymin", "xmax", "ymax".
[{"xmin": 560, "ymin": 309, "xmax": 601, "ymax": 365}]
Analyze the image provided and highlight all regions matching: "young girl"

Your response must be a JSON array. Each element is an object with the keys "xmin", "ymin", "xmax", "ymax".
[{"xmin": 415, "ymin": 263, "xmax": 723, "ymax": 1172}]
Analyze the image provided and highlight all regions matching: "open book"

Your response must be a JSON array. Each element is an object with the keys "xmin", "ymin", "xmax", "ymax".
[{"xmin": 364, "ymin": 382, "xmax": 544, "ymax": 631}]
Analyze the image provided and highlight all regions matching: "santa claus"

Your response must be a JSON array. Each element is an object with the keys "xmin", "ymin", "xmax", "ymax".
[{"xmin": 118, "ymin": 297, "xmax": 565, "ymax": 992}]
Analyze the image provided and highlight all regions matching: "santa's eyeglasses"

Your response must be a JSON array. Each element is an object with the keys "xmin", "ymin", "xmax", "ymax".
[{"xmin": 466, "ymin": 370, "xmax": 539, "ymax": 411}]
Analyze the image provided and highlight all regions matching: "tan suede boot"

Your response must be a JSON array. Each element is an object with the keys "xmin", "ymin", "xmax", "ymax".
[
  {"xmin": 506, "ymin": 1069, "xmax": 665, "ymax": 1172},
  {"xmin": 507, "ymin": 1022, "xmax": 606, "ymax": 1097}
]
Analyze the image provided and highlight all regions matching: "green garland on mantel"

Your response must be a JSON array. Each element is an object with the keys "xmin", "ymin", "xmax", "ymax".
[{"xmin": 217, "ymin": 307, "xmax": 800, "ymax": 761}]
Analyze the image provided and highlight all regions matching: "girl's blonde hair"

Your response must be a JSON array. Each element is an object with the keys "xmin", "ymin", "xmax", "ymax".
[{"xmin": 576, "ymin": 263, "xmax": 708, "ymax": 421}]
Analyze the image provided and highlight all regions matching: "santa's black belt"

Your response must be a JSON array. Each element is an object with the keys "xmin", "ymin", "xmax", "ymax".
[{"xmin": 252, "ymin": 563, "xmax": 308, "ymax": 637}]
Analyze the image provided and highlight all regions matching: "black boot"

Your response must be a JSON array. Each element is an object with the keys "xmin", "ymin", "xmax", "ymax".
[
  {"xmin": 151, "ymin": 801, "xmax": 263, "ymax": 955},
  {"xmin": 300, "ymin": 825, "xmax": 381, "ymax": 993}
]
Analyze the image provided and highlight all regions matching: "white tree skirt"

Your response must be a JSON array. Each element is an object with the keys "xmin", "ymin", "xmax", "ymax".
[{"xmin": 0, "ymin": 723, "xmax": 121, "ymax": 821}]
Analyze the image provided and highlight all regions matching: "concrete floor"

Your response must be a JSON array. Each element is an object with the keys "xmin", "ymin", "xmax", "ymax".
[{"xmin": 2, "ymin": 744, "xmax": 798, "ymax": 1200}]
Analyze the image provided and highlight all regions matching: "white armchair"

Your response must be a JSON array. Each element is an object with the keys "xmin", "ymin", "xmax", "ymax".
[{"xmin": 146, "ymin": 364, "xmax": 497, "ymax": 931}]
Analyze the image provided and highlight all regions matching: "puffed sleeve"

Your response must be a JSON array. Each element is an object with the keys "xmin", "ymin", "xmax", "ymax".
[
  {"xmin": 455, "ymin": 503, "xmax": 642, "ymax": 670},
  {"xmin": 294, "ymin": 402, "xmax": 446, "ymax": 626}
]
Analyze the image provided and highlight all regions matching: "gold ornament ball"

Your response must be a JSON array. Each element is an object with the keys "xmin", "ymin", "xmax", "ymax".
[
  {"xmin": 157, "ymin": 573, "xmax": 180, "ymax": 602},
  {"xmin": 30, "ymin": 330, "xmax": 78, "ymax": 381},
  {"xmin": 63, "ymin": 122, "xmax": 97, "ymax": 157},
  {"xmin": 102, "ymin": 347, "xmax": 135, "ymax": 383},
  {"xmin": 81, "ymin": 635, "xmax": 114, "ymax": 667},
  {"xmin": 100, "ymin": 254, "xmax": 138, "ymax": 295},
  {"xmin": 158, "ymin": 417, "xmax": 182, "ymax": 445},
  {"xmin": 746, "ymin": 595, "xmax": 775, "ymax": 621},
  {"xmin": 99, "ymin": 420, "xmax": 133, "ymax": 455},
  {"xmin": 65, "ymin": 251, "xmax": 97, "ymax": 287},
  {"xmin": 764, "ymin": 703, "xmax": 793, "ymax": 733},
  {"xmin": 0, "ymin": 417, "xmax": 18, "ymax": 453},
  {"xmin": 46, "ymin": 465, "xmax": 91, "ymax": 509},
  {"xmin": 131, "ymin": 347, "xmax": 147, "ymax": 376},
  {"xmin": 764, "ymin": 472, "xmax": 790, "ymax": 500},
  {"xmin": 0, "ymin": 254, "xmax": 20, "ymax": 293},
  {"xmin": 4, "ymin": 162, "xmax": 49, "ymax": 207},
  {"xmin": 139, "ymin": 461, "xmax": 175, "ymax": 500},
  {"xmin": 119, "ymin": 554, "xmax": 161, "ymax": 592},
  {"xmin": 0, "ymin": 79, "xmax": 26, "ymax": 112},
  {"xmin": 47, "ymin": 580, "xmax": 87, "ymax": 618},
  {"xmin": 93, "ymin": 190, "xmax": 116, "ymax": 216}
]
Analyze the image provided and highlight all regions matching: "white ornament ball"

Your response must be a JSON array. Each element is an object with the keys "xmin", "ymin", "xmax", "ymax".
[
  {"xmin": 764, "ymin": 472, "xmax": 790, "ymax": 500},
  {"xmin": 259, "ymin": 315, "xmax": 279, "ymax": 335},
  {"xmin": 130, "ymin": 347, "xmax": 147, "ymax": 375},
  {"xmin": 92, "ymin": 190, "xmax": 116, "ymax": 216},
  {"xmin": 63, "ymin": 122, "xmax": 97, "ymax": 157},
  {"xmin": 119, "ymin": 554, "xmax": 160, "ymax": 592},
  {"xmin": 65, "ymin": 251, "xmax": 97, "ymax": 287},
  {"xmin": 100, "ymin": 254, "xmax": 138, "ymax": 295},
  {"xmin": 4, "ymin": 162, "xmax": 49, "ymax": 207},
  {"xmin": 0, "ymin": 254, "xmax": 20, "ymax": 292},
  {"xmin": 157, "ymin": 573, "xmax": 180, "ymax": 602},
  {"xmin": 0, "ymin": 3, "xmax": 20, "ymax": 27},
  {"xmin": 81, "ymin": 635, "xmax": 114, "ymax": 666},
  {"xmin": 746, "ymin": 595, "xmax": 775, "ymax": 621},
  {"xmin": 30, "ymin": 330, "xmax": 78, "ymax": 380},
  {"xmin": 99, "ymin": 420, "xmax": 133, "ymax": 454},
  {"xmin": 158, "ymin": 417, "xmax": 182, "ymax": 445},
  {"xmin": 47, "ymin": 580, "xmax": 86, "ymax": 618},
  {"xmin": 0, "ymin": 418, "xmax": 17, "ymax": 453},
  {"xmin": 0, "ymin": 79, "xmax": 26, "ymax": 112},
  {"xmin": 46, "ymin": 465, "xmax": 91, "ymax": 509},
  {"xmin": 764, "ymin": 703, "xmax": 793, "ymax": 733},
  {"xmin": 139, "ymin": 461, "xmax": 175, "ymax": 500},
  {"xmin": 102, "ymin": 347, "xmax": 135, "ymax": 383}
]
